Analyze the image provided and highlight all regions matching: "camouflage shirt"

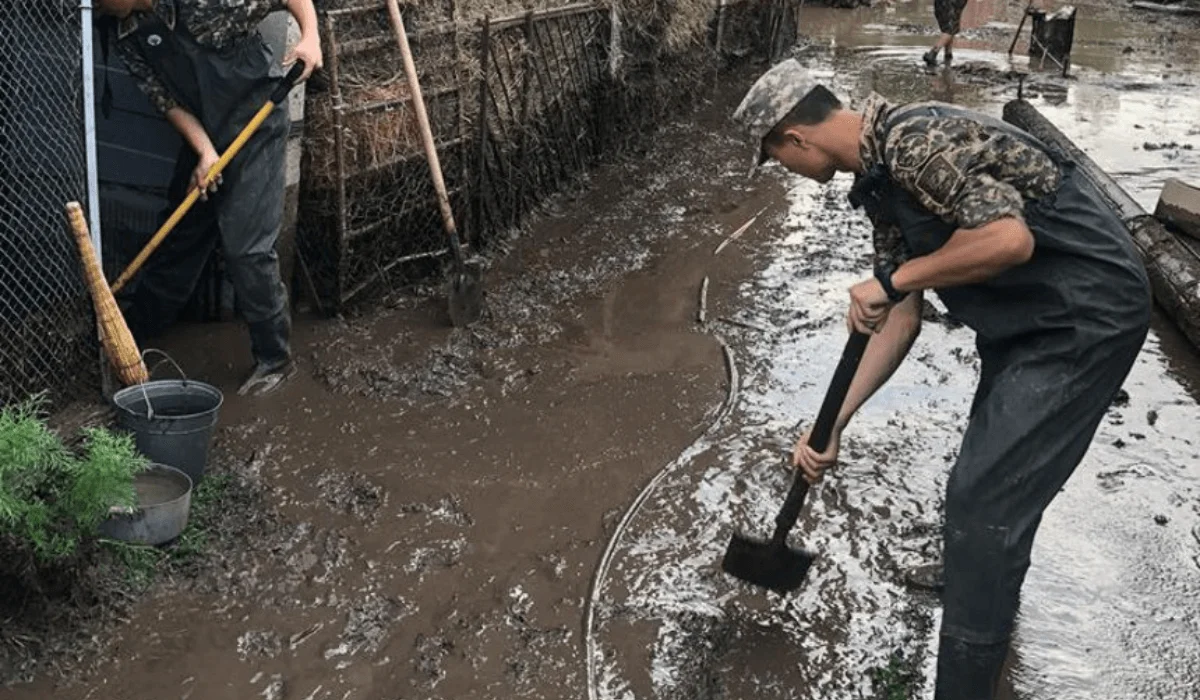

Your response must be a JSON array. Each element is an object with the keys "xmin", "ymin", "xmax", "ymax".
[
  {"xmin": 112, "ymin": 0, "xmax": 288, "ymax": 115},
  {"xmin": 856, "ymin": 92, "xmax": 1061, "ymax": 269}
]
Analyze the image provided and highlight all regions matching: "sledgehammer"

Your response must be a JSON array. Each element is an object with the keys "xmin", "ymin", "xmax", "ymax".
[{"xmin": 721, "ymin": 330, "xmax": 870, "ymax": 593}]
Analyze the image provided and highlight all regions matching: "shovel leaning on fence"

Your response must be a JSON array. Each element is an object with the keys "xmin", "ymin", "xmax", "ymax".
[
  {"xmin": 109, "ymin": 61, "xmax": 307, "ymax": 294},
  {"xmin": 385, "ymin": 0, "xmax": 485, "ymax": 327}
]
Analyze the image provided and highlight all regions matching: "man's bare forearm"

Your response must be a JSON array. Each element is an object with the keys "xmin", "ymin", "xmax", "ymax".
[
  {"xmin": 286, "ymin": 0, "xmax": 319, "ymax": 39},
  {"xmin": 165, "ymin": 107, "xmax": 216, "ymax": 159},
  {"xmin": 892, "ymin": 217, "xmax": 1034, "ymax": 293},
  {"xmin": 836, "ymin": 292, "xmax": 923, "ymax": 431}
]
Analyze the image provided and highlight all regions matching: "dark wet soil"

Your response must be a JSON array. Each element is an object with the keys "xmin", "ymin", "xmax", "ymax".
[{"xmin": 5, "ymin": 1, "xmax": 1200, "ymax": 699}]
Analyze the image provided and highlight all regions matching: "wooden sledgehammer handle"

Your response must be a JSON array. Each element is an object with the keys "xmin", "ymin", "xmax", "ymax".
[{"xmin": 385, "ymin": 0, "xmax": 465, "ymax": 263}]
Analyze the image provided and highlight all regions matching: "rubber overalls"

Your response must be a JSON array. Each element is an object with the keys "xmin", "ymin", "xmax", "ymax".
[
  {"xmin": 849, "ymin": 104, "xmax": 1152, "ymax": 698},
  {"xmin": 118, "ymin": 7, "xmax": 291, "ymax": 375}
]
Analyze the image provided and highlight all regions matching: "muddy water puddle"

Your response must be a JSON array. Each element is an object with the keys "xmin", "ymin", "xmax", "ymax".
[{"xmin": 591, "ymin": 4, "xmax": 1200, "ymax": 700}]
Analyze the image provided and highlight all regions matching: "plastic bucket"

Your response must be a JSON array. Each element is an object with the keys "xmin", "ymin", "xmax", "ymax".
[{"xmin": 111, "ymin": 354, "xmax": 223, "ymax": 484}]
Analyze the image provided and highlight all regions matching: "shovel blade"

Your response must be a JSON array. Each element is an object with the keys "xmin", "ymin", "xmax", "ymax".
[
  {"xmin": 721, "ymin": 532, "xmax": 814, "ymax": 594},
  {"xmin": 447, "ymin": 262, "xmax": 484, "ymax": 327}
]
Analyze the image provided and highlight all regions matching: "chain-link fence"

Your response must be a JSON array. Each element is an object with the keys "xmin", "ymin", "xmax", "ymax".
[{"xmin": 0, "ymin": 3, "xmax": 96, "ymax": 407}]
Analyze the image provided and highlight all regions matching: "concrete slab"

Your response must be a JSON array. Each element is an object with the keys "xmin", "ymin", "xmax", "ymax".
[{"xmin": 1155, "ymin": 178, "xmax": 1200, "ymax": 242}]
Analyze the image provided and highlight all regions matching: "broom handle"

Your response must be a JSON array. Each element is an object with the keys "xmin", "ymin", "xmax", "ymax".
[
  {"xmin": 111, "ymin": 62, "xmax": 306, "ymax": 294},
  {"xmin": 771, "ymin": 330, "xmax": 870, "ymax": 545},
  {"xmin": 386, "ymin": 0, "xmax": 466, "ymax": 264}
]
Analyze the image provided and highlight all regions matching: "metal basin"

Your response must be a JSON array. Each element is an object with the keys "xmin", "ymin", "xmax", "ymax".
[{"xmin": 99, "ymin": 464, "xmax": 193, "ymax": 546}]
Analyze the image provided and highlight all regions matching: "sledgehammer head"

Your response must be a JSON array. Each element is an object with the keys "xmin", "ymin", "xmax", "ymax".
[{"xmin": 721, "ymin": 532, "xmax": 815, "ymax": 594}]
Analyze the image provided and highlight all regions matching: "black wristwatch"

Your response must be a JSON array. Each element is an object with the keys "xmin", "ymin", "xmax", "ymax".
[{"xmin": 874, "ymin": 264, "xmax": 908, "ymax": 304}]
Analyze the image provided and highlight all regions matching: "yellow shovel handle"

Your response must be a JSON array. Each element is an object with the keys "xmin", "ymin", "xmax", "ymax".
[{"xmin": 111, "ymin": 100, "xmax": 277, "ymax": 293}]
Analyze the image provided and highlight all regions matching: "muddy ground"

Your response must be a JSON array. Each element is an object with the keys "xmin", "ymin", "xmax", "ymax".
[{"xmin": 4, "ymin": 1, "xmax": 1200, "ymax": 699}]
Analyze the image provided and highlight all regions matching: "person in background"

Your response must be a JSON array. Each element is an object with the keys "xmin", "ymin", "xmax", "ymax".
[
  {"xmin": 96, "ymin": 0, "xmax": 321, "ymax": 396},
  {"xmin": 924, "ymin": 0, "xmax": 969, "ymax": 66}
]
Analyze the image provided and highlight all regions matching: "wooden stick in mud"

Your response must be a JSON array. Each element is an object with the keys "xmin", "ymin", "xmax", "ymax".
[
  {"xmin": 718, "ymin": 316, "xmax": 772, "ymax": 334},
  {"xmin": 1003, "ymin": 98, "xmax": 1200, "ymax": 350},
  {"xmin": 714, "ymin": 205, "xmax": 768, "ymax": 255},
  {"xmin": 1131, "ymin": 1, "xmax": 1200, "ymax": 16},
  {"xmin": 698, "ymin": 276, "xmax": 709, "ymax": 324}
]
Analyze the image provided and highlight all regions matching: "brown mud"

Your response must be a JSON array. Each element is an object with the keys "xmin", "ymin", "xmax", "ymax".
[{"xmin": 4, "ymin": 1, "xmax": 1200, "ymax": 699}]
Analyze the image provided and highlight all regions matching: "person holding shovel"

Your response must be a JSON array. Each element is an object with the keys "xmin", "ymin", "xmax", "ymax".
[
  {"xmin": 732, "ymin": 59, "xmax": 1150, "ymax": 698},
  {"xmin": 96, "ymin": 0, "xmax": 321, "ymax": 396}
]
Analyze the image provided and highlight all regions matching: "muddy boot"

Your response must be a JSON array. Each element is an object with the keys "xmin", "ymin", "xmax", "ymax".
[
  {"xmin": 238, "ymin": 358, "xmax": 296, "ymax": 397},
  {"xmin": 903, "ymin": 562, "xmax": 945, "ymax": 593},
  {"xmin": 934, "ymin": 636, "xmax": 1009, "ymax": 700},
  {"xmin": 239, "ymin": 313, "xmax": 294, "ymax": 397},
  {"xmin": 944, "ymin": 47, "xmax": 954, "ymax": 65},
  {"xmin": 923, "ymin": 47, "xmax": 940, "ymax": 67}
]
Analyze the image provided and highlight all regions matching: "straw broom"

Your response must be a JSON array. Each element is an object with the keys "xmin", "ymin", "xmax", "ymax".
[{"xmin": 65, "ymin": 202, "xmax": 149, "ymax": 386}]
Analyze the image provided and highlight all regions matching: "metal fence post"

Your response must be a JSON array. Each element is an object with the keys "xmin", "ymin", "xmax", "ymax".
[
  {"xmin": 80, "ymin": 0, "xmax": 101, "ymax": 256},
  {"xmin": 80, "ymin": 0, "xmax": 114, "ymax": 398}
]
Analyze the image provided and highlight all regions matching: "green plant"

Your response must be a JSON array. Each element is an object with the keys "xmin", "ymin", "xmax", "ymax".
[
  {"xmin": 168, "ymin": 471, "xmax": 231, "ymax": 562},
  {"xmin": 102, "ymin": 539, "xmax": 164, "ymax": 588},
  {"xmin": 0, "ymin": 395, "xmax": 145, "ymax": 561},
  {"xmin": 871, "ymin": 653, "xmax": 915, "ymax": 700}
]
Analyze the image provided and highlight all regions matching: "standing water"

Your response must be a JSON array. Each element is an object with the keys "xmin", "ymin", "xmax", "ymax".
[{"xmin": 588, "ymin": 1, "xmax": 1200, "ymax": 698}]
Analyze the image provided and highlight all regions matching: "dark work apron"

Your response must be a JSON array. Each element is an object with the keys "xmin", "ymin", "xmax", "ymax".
[{"xmin": 122, "ymin": 5, "xmax": 291, "ymax": 366}]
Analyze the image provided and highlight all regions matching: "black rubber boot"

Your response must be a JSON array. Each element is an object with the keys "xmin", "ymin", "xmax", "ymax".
[
  {"xmin": 247, "ymin": 312, "xmax": 291, "ymax": 368},
  {"xmin": 237, "ymin": 358, "xmax": 296, "ymax": 397},
  {"xmin": 923, "ymin": 47, "xmax": 940, "ymax": 67},
  {"xmin": 944, "ymin": 47, "xmax": 954, "ymax": 64},
  {"xmin": 903, "ymin": 562, "xmax": 945, "ymax": 593},
  {"xmin": 240, "ymin": 313, "xmax": 294, "ymax": 396},
  {"xmin": 934, "ymin": 636, "xmax": 1009, "ymax": 700}
]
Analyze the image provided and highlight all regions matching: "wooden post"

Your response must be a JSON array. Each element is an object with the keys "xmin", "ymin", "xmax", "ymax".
[
  {"xmin": 450, "ymin": 0, "xmax": 471, "ymax": 245},
  {"xmin": 326, "ymin": 12, "xmax": 348, "ymax": 310},
  {"xmin": 521, "ymin": 12, "xmax": 536, "ymax": 210},
  {"xmin": 1003, "ymin": 99, "xmax": 1200, "ymax": 350},
  {"xmin": 474, "ymin": 18, "xmax": 491, "ymax": 245},
  {"xmin": 714, "ymin": 0, "xmax": 726, "ymax": 56}
]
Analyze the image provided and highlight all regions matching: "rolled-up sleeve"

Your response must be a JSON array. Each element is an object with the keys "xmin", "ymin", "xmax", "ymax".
[
  {"xmin": 884, "ymin": 117, "xmax": 1051, "ymax": 230},
  {"xmin": 224, "ymin": 0, "xmax": 290, "ymax": 29},
  {"xmin": 950, "ymin": 173, "xmax": 1026, "ymax": 230},
  {"xmin": 190, "ymin": 0, "xmax": 290, "ymax": 45}
]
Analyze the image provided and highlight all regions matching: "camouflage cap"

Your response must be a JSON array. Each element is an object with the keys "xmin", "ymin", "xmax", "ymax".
[{"xmin": 732, "ymin": 58, "xmax": 822, "ymax": 175}]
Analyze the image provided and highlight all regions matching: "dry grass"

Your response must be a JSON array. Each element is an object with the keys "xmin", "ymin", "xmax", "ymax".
[
  {"xmin": 457, "ymin": 0, "xmax": 718, "ymax": 51},
  {"xmin": 305, "ymin": 89, "xmax": 425, "ymax": 183},
  {"xmin": 304, "ymin": 0, "xmax": 722, "ymax": 183}
]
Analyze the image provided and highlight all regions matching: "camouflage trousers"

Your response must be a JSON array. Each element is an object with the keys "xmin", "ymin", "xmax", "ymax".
[{"xmin": 934, "ymin": 0, "xmax": 969, "ymax": 34}]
